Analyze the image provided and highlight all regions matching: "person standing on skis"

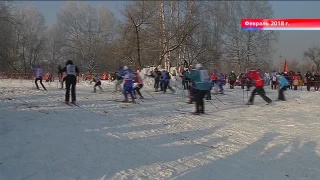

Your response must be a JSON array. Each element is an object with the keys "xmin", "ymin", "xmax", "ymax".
[
  {"xmin": 60, "ymin": 60, "xmax": 79, "ymax": 105},
  {"xmin": 120, "ymin": 65, "xmax": 135, "ymax": 103},
  {"xmin": 184, "ymin": 63, "xmax": 211, "ymax": 115},
  {"xmin": 91, "ymin": 75, "xmax": 103, "ymax": 93},
  {"xmin": 277, "ymin": 73, "xmax": 290, "ymax": 101}
]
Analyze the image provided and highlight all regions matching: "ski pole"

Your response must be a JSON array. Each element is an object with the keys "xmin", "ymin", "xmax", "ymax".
[
  {"xmin": 213, "ymin": 94, "xmax": 226, "ymax": 105},
  {"xmin": 143, "ymin": 89, "xmax": 157, "ymax": 100},
  {"xmin": 243, "ymin": 89, "xmax": 245, "ymax": 104},
  {"xmin": 207, "ymin": 99, "xmax": 219, "ymax": 110}
]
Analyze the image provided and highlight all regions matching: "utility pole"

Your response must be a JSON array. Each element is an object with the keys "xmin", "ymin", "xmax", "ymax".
[{"xmin": 278, "ymin": 52, "xmax": 282, "ymax": 73}]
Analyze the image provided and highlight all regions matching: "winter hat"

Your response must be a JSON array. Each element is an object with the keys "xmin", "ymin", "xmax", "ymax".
[
  {"xmin": 123, "ymin": 65, "xmax": 128, "ymax": 70},
  {"xmin": 66, "ymin": 60, "xmax": 73, "ymax": 65},
  {"xmin": 195, "ymin": 63, "xmax": 202, "ymax": 70}
]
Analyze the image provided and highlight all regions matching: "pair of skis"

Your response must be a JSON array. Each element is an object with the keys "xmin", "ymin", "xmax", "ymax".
[{"xmin": 64, "ymin": 102, "xmax": 80, "ymax": 107}]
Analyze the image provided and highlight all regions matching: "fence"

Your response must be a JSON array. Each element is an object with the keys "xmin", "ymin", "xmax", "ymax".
[{"xmin": 0, "ymin": 72, "xmax": 114, "ymax": 82}]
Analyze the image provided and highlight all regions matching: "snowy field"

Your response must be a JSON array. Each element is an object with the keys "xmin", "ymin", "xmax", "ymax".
[{"xmin": 1, "ymin": 75, "xmax": 320, "ymax": 180}]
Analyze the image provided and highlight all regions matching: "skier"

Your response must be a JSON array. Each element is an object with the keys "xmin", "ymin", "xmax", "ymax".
[
  {"xmin": 214, "ymin": 72, "xmax": 225, "ymax": 94},
  {"xmin": 90, "ymin": 75, "xmax": 103, "ymax": 93},
  {"xmin": 277, "ymin": 73, "xmax": 290, "ymax": 101},
  {"xmin": 228, "ymin": 71, "xmax": 237, "ymax": 89},
  {"xmin": 246, "ymin": 69, "xmax": 272, "ymax": 105},
  {"xmin": 271, "ymin": 70, "xmax": 278, "ymax": 90},
  {"xmin": 120, "ymin": 65, "xmax": 135, "ymax": 103},
  {"xmin": 133, "ymin": 71, "xmax": 144, "ymax": 99},
  {"xmin": 184, "ymin": 63, "xmax": 212, "ymax": 115},
  {"xmin": 148, "ymin": 67, "xmax": 161, "ymax": 92},
  {"xmin": 30, "ymin": 65, "xmax": 47, "ymax": 91},
  {"xmin": 60, "ymin": 60, "xmax": 79, "ymax": 105},
  {"xmin": 161, "ymin": 69, "xmax": 176, "ymax": 94},
  {"xmin": 113, "ymin": 67, "xmax": 124, "ymax": 92}
]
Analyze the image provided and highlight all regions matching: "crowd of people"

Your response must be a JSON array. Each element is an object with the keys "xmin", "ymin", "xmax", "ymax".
[{"xmin": 30, "ymin": 60, "xmax": 320, "ymax": 115}]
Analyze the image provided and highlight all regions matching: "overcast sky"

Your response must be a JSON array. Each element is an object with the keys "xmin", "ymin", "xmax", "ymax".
[{"xmin": 15, "ymin": 1, "xmax": 320, "ymax": 66}]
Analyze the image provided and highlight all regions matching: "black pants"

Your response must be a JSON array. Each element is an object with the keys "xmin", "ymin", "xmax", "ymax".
[
  {"xmin": 154, "ymin": 78, "xmax": 160, "ymax": 90},
  {"xmin": 65, "ymin": 75, "xmax": 76, "ymax": 102},
  {"xmin": 278, "ymin": 87, "xmax": 287, "ymax": 101},
  {"xmin": 93, "ymin": 81, "xmax": 102, "ymax": 92},
  {"xmin": 133, "ymin": 84, "xmax": 143, "ymax": 98},
  {"xmin": 249, "ymin": 87, "xmax": 272, "ymax": 104},
  {"xmin": 162, "ymin": 81, "xmax": 169, "ymax": 93},
  {"xmin": 206, "ymin": 90, "xmax": 211, "ymax": 100},
  {"xmin": 194, "ymin": 89, "xmax": 206, "ymax": 113},
  {"xmin": 35, "ymin": 77, "xmax": 46, "ymax": 90},
  {"xmin": 182, "ymin": 80, "xmax": 189, "ymax": 90}
]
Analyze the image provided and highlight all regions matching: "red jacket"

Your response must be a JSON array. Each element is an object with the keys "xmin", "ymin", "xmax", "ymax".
[{"xmin": 246, "ymin": 70, "xmax": 264, "ymax": 87}]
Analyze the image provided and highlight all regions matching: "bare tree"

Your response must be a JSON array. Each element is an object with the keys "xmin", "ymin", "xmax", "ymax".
[
  {"xmin": 11, "ymin": 6, "xmax": 47, "ymax": 73},
  {"xmin": 0, "ymin": 2, "xmax": 16, "ymax": 72},
  {"xmin": 304, "ymin": 46, "xmax": 320, "ymax": 72},
  {"xmin": 121, "ymin": 1, "xmax": 155, "ymax": 69},
  {"xmin": 224, "ymin": 1, "xmax": 278, "ymax": 73},
  {"xmin": 57, "ymin": 2, "xmax": 116, "ymax": 73}
]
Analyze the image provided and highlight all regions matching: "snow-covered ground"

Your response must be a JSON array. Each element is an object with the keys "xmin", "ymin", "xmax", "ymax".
[{"xmin": 1, "ymin": 76, "xmax": 320, "ymax": 180}]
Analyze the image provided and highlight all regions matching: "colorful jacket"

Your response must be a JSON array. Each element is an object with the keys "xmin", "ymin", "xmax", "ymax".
[
  {"xmin": 184, "ymin": 67, "xmax": 212, "ymax": 90},
  {"xmin": 246, "ymin": 70, "xmax": 264, "ymax": 87},
  {"xmin": 278, "ymin": 75, "xmax": 290, "ymax": 89}
]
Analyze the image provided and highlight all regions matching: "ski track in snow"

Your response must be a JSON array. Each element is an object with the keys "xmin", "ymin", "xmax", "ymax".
[{"xmin": 1, "ymin": 77, "xmax": 320, "ymax": 180}]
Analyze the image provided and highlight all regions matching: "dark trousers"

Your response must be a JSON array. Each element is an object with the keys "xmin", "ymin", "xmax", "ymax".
[
  {"xmin": 133, "ymin": 84, "xmax": 143, "ymax": 98},
  {"xmin": 249, "ymin": 87, "xmax": 272, "ymax": 104},
  {"xmin": 194, "ymin": 89, "xmax": 206, "ymax": 113},
  {"xmin": 93, "ymin": 81, "xmax": 102, "ymax": 92},
  {"xmin": 162, "ymin": 81, "xmax": 169, "ymax": 93},
  {"xmin": 271, "ymin": 81, "xmax": 277, "ymax": 89},
  {"xmin": 278, "ymin": 87, "xmax": 287, "ymax": 101},
  {"xmin": 65, "ymin": 75, "xmax": 76, "ymax": 102},
  {"xmin": 206, "ymin": 90, "xmax": 211, "ymax": 100},
  {"xmin": 229, "ymin": 80, "xmax": 235, "ymax": 89},
  {"xmin": 154, "ymin": 78, "xmax": 160, "ymax": 90},
  {"xmin": 35, "ymin": 77, "xmax": 46, "ymax": 90},
  {"xmin": 182, "ymin": 80, "xmax": 189, "ymax": 90}
]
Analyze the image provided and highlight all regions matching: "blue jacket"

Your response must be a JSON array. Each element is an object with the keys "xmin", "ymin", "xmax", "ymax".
[
  {"xmin": 184, "ymin": 68, "xmax": 212, "ymax": 90},
  {"xmin": 161, "ymin": 71, "xmax": 170, "ymax": 83},
  {"xmin": 278, "ymin": 75, "xmax": 289, "ymax": 89},
  {"xmin": 215, "ymin": 72, "xmax": 225, "ymax": 83}
]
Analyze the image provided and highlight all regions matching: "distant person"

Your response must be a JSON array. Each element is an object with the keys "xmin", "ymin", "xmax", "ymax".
[
  {"xmin": 246, "ymin": 69, "xmax": 272, "ymax": 105},
  {"xmin": 91, "ymin": 75, "xmax": 103, "ymax": 93},
  {"xmin": 133, "ymin": 71, "xmax": 144, "ymax": 99},
  {"xmin": 30, "ymin": 65, "xmax": 47, "ymax": 91},
  {"xmin": 277, "ymin": 73, "xmax": 290, "ymax": 101},
  {"xmin": 60, "ymin": 60, "xmax": 79, "ymax": 105}
]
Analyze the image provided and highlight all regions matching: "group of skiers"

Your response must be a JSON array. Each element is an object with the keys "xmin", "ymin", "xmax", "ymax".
[{"xmin": 30, "ymin": 59, "xmax": 319, "ymax": 114}]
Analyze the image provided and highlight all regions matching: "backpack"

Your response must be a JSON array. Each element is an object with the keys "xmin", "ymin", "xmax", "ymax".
[{"xmin": 199, "ymin": 70, "xmax": 210, "ymax": 83}]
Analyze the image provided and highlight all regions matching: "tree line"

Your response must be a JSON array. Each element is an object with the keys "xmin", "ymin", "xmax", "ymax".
[{"xmin": 0, "ymin": 1, "xmax": 318, "ymax": 75}]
